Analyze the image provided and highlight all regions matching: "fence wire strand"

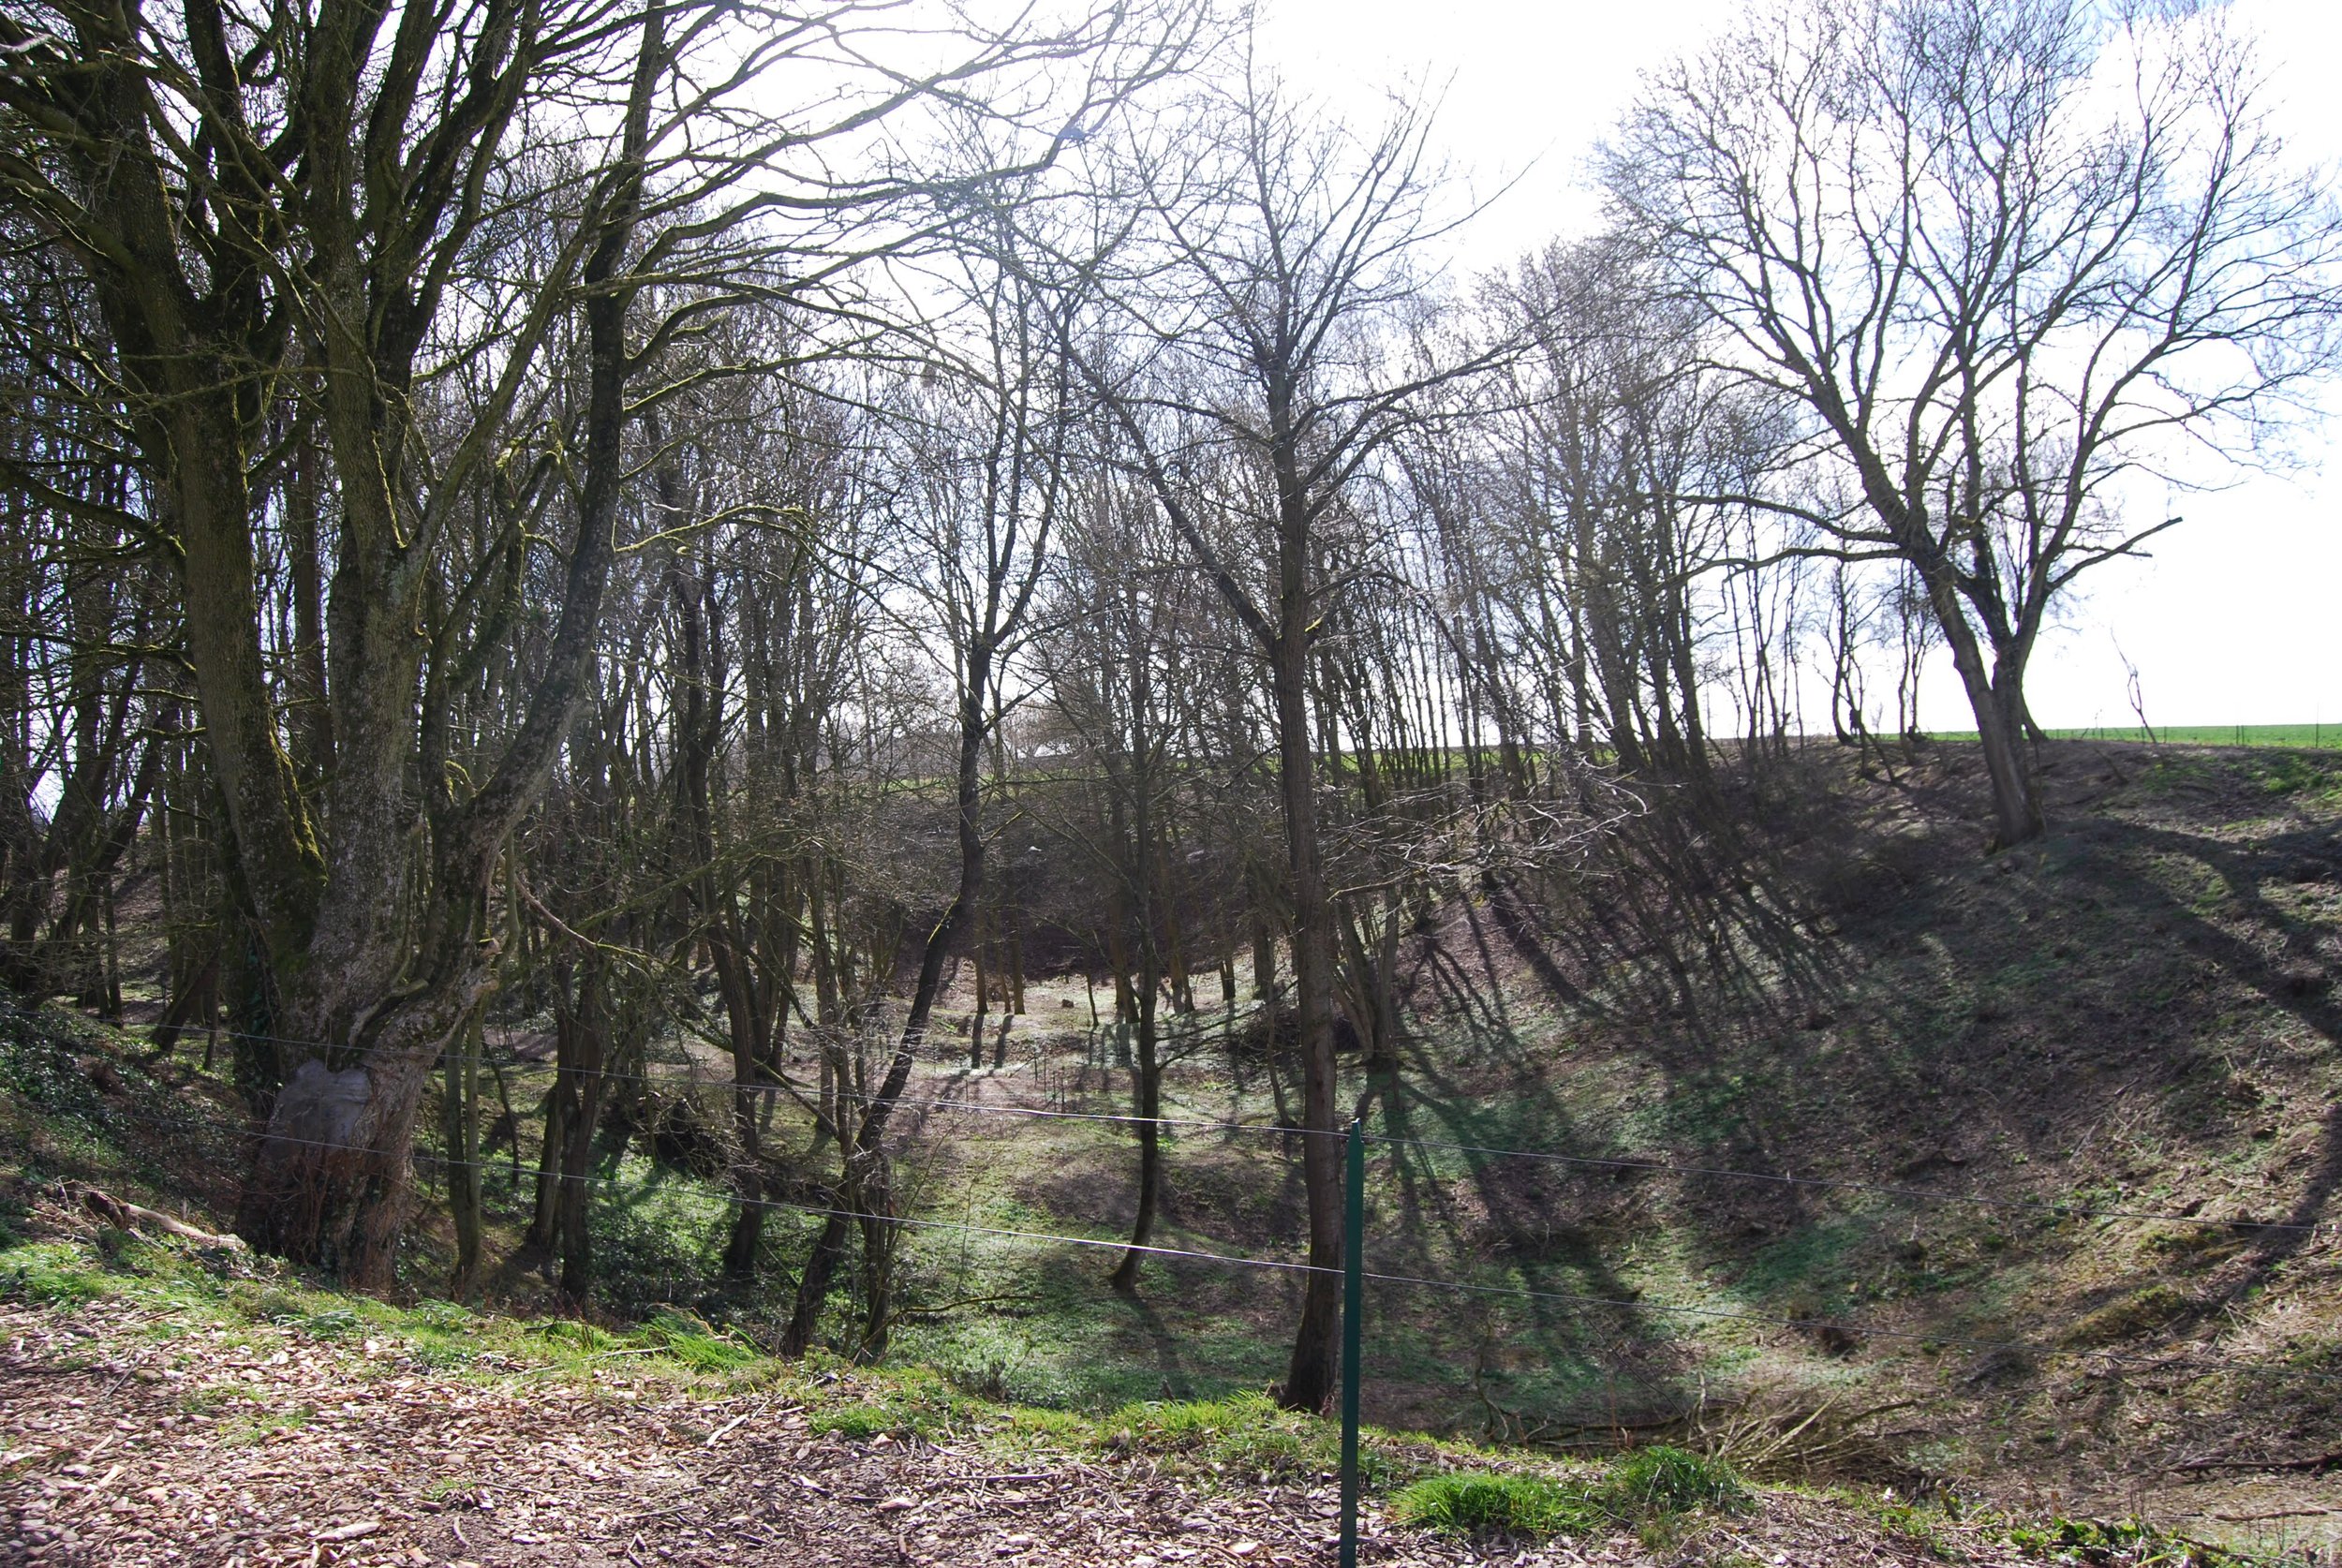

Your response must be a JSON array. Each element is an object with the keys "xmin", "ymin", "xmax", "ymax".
[
  {"xmin": 155, "ymin": 1025, "xmax": 2328, "ymax": 1236},
  {"xmin": 75, "ymin": 1099, "xmax": 2342, "ymax": 1393}
]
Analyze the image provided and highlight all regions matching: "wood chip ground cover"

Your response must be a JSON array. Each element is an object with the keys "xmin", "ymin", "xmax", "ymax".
[{"xmin": 2, "ymin": 1294, "xmax": 2052, "ymax": 1567}]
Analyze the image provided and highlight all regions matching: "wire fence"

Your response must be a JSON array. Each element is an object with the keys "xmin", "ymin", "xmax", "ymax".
[
  {"xmin": 19, "ymin": 990, "xmax": 2341, "ymax": 1468},
  {"xmin": 162, "ymin": 1023, "xmax": 2327, "ymax": 1239},
  {"xmin": 70, "ymin": 1095, "xmax": 2342, "ymax": 1398}
]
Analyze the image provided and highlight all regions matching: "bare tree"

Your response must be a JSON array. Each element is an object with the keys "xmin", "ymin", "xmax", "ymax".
[
  {"xmin": 1461, "ymin": 234, "xmax": 1773, "ymax": 787},
  {"xmin": 0, "ymin": 0, "xmax": 1192, "ymax": 1278},
  {"xmin": 778, "ymin": 196, "xmax": 1092, "ymax": 1359},
  {"xmin": 1037, "ymin": 470, "xmax": 1197, "ymax": 1292},
  {"xmin": 1075, "ymin": 68, "xmax": 1503, "ymax": 1412},
  {"xmin": 1608, "ymin": 0, "xmax": 2342, "ymax": 845}
]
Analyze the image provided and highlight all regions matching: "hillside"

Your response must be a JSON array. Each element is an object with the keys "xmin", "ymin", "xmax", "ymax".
[
  {"xmin": 1425, "ymin": 739, "xmax": 2342, "ymax": 1538},
  {"xmin": 4, "ymin": 739, "xmax": 2339, "ymax": 1562}
]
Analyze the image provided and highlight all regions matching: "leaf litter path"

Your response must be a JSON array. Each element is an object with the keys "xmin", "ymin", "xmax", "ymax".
[{"xmin": 3, "ymin": 1297, "xmax": 2013, "ymax": 1568}]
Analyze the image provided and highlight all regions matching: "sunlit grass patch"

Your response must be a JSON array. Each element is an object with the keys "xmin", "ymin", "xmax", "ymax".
[
  {"xmin": 0, "ymin": 1239, "xmax": 115, "ymax": 1306},
  {"xmin": 644, "ymin": 1306, "xmax": 759, "ymax": 1373},
  {"xmin": 527, "ymin": 1316, "xmax": 625, "ymax": 1353},
  {"xmin": 1598, "ymin": 1444, "xmax": 1749, "ymax": 1517},
  {"xmin": 1393, "ymin": 1446, "xmax": 1747, "ymax": 1541},
  {"xmin": 1002, "ymin": 1405, "xmax": 1090, "ymax": 1442},
  {"xmin": 803, "ymin": 1365, "xmax": 981, "ymax": 1441},
  {"xmin": 1109, "ymin": 1390, "xmax": 1282, "ymax": 1444},
  {"xmin": 808, "ymin": 1401, "xmax": 898, "ymax": 1440},
  {"xmin": 1392, "ymin": 1472, "xmax": 1594, "ymax": 1536},
  {"xmin": 1093, "ymin": 1391, "xmax": 1419, "ymax": 1482}
]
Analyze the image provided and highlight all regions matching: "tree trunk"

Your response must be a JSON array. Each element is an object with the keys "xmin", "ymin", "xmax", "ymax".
[
  {"xmin": 971, "ymin": 912, "xmax": 990, "ymax": 1069},
  {"xmin": 1108, "ymin": 964, "xmax": 1163, "ymax": 1293},
  {"xmin": 444, "ymin": 1014, "xmax": 483, "ymax": 1300},
  {"xmin": 1934, "ymin": 588, "xmax": 2043, "ymax": 848},
  {"xmin": 1009, "ymin": 916, "xmax": 1027, "ymax": 1013},
  {"xmin": 668, "ymin": 528, "xmax": 769, "ymax": 1282},
  {"xmin": 1252, "ymin": 907, "xmax": 1279, "ymax": 1005},
  {"xmin": 780, "ymin": 635, "xmax": 994, "ymax": 1357},
  {"xmin": 556, "ymin": 965, "xmax": 612, "ymax": 1303},
  {"xmin": 1109, "ymin": 746, "xmax": 1164, "ymax": 1294},
  {"xmin": 1272, "ymin": 620, "xmax": 1341, "ymax": 1413},
  {"xmin": 528, "ymin": 1082, "xmax": 568, "ymax": 1252},
  {"xmin": 230, "ymin": 14, "xmax": 663, "ymax": 1280}
]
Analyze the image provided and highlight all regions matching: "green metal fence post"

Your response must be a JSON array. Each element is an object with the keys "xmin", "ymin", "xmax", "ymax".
[{"xmin": 1340, "ymin": 1117, "xmax": 1364, "ymax": 1568}]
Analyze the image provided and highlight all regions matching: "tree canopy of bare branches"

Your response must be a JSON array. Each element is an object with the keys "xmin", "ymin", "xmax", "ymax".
[{"xmin": 1608, "ymin": 0, "xmax": 2342, "ymax": 844}]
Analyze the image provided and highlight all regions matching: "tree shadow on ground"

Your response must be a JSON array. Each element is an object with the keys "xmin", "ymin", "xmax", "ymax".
[
  {"xmin": 2053, "ymin": 812, "xmax": 2342, "ymax": 1317},
  {"xmin": 1108, "ymin": 1282, "xmax": 1196, "ymax": 1401},
  {"xmin": 1385, "ymin": 744, "xmax": 2342, "ymax": 1451}
]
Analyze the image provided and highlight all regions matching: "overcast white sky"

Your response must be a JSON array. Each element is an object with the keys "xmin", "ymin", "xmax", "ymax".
[{"xmin": 1251, "ymin": 0, "xmax": 2342, "ymax": 733}]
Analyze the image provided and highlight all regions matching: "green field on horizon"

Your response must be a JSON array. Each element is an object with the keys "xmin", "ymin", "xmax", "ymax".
[{"xmin": 1931, "ymin": 722, "xmax": 2342, "ymax": 748}]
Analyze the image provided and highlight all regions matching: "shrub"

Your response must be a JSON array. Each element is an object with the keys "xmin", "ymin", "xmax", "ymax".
[{"xmin": 2004, "ymin": 1516, "xmax": 2265, "ymax": 1566}]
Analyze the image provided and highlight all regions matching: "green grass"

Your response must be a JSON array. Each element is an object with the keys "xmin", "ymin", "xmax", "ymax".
[
  {"xmin": 1392, "ymin": 1472, "xmax": 1597, "ymax": 1536},
  {"xmin": 0, "ymin": 1239, "xmax": 117, "ymax": 1306},
  {"xmin": 1600, "ymin": 1444, "xmax": 1751, "ymax": 1517},
  {"xmin": 643, "ymin": 1307, "xmax": 762, "ymax": 1373},
  {"xmin": 1101, "ymin": 1392, "xmax": 1330, "ymax": 1476},
  {"xmin": 0, "ymin": 1226, "xmax": 806, "ymax": 1398},
  {"xmin": 1391, "ymin": 1446, "xmax": 1748, "ymax": 1539},
  {"xmin": 804, "ymin": 1366, "xmax": 983, "ymax": 1441}
]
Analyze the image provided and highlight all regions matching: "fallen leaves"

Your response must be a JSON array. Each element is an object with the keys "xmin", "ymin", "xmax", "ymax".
[{"xmin": 1, "ymin": 1292, "xmax": 2071, "ymax": 1568}]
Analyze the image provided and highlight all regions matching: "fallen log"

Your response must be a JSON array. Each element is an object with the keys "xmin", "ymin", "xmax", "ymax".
[{"xmin": 67, "ymin": 1182, "xmax": 247, "ymax": 1251}]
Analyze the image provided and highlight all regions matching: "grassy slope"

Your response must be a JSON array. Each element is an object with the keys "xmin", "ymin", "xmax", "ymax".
[{"xmin": 3, "ymin": 739, "xmax": 2338, "ymax": 1558}]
